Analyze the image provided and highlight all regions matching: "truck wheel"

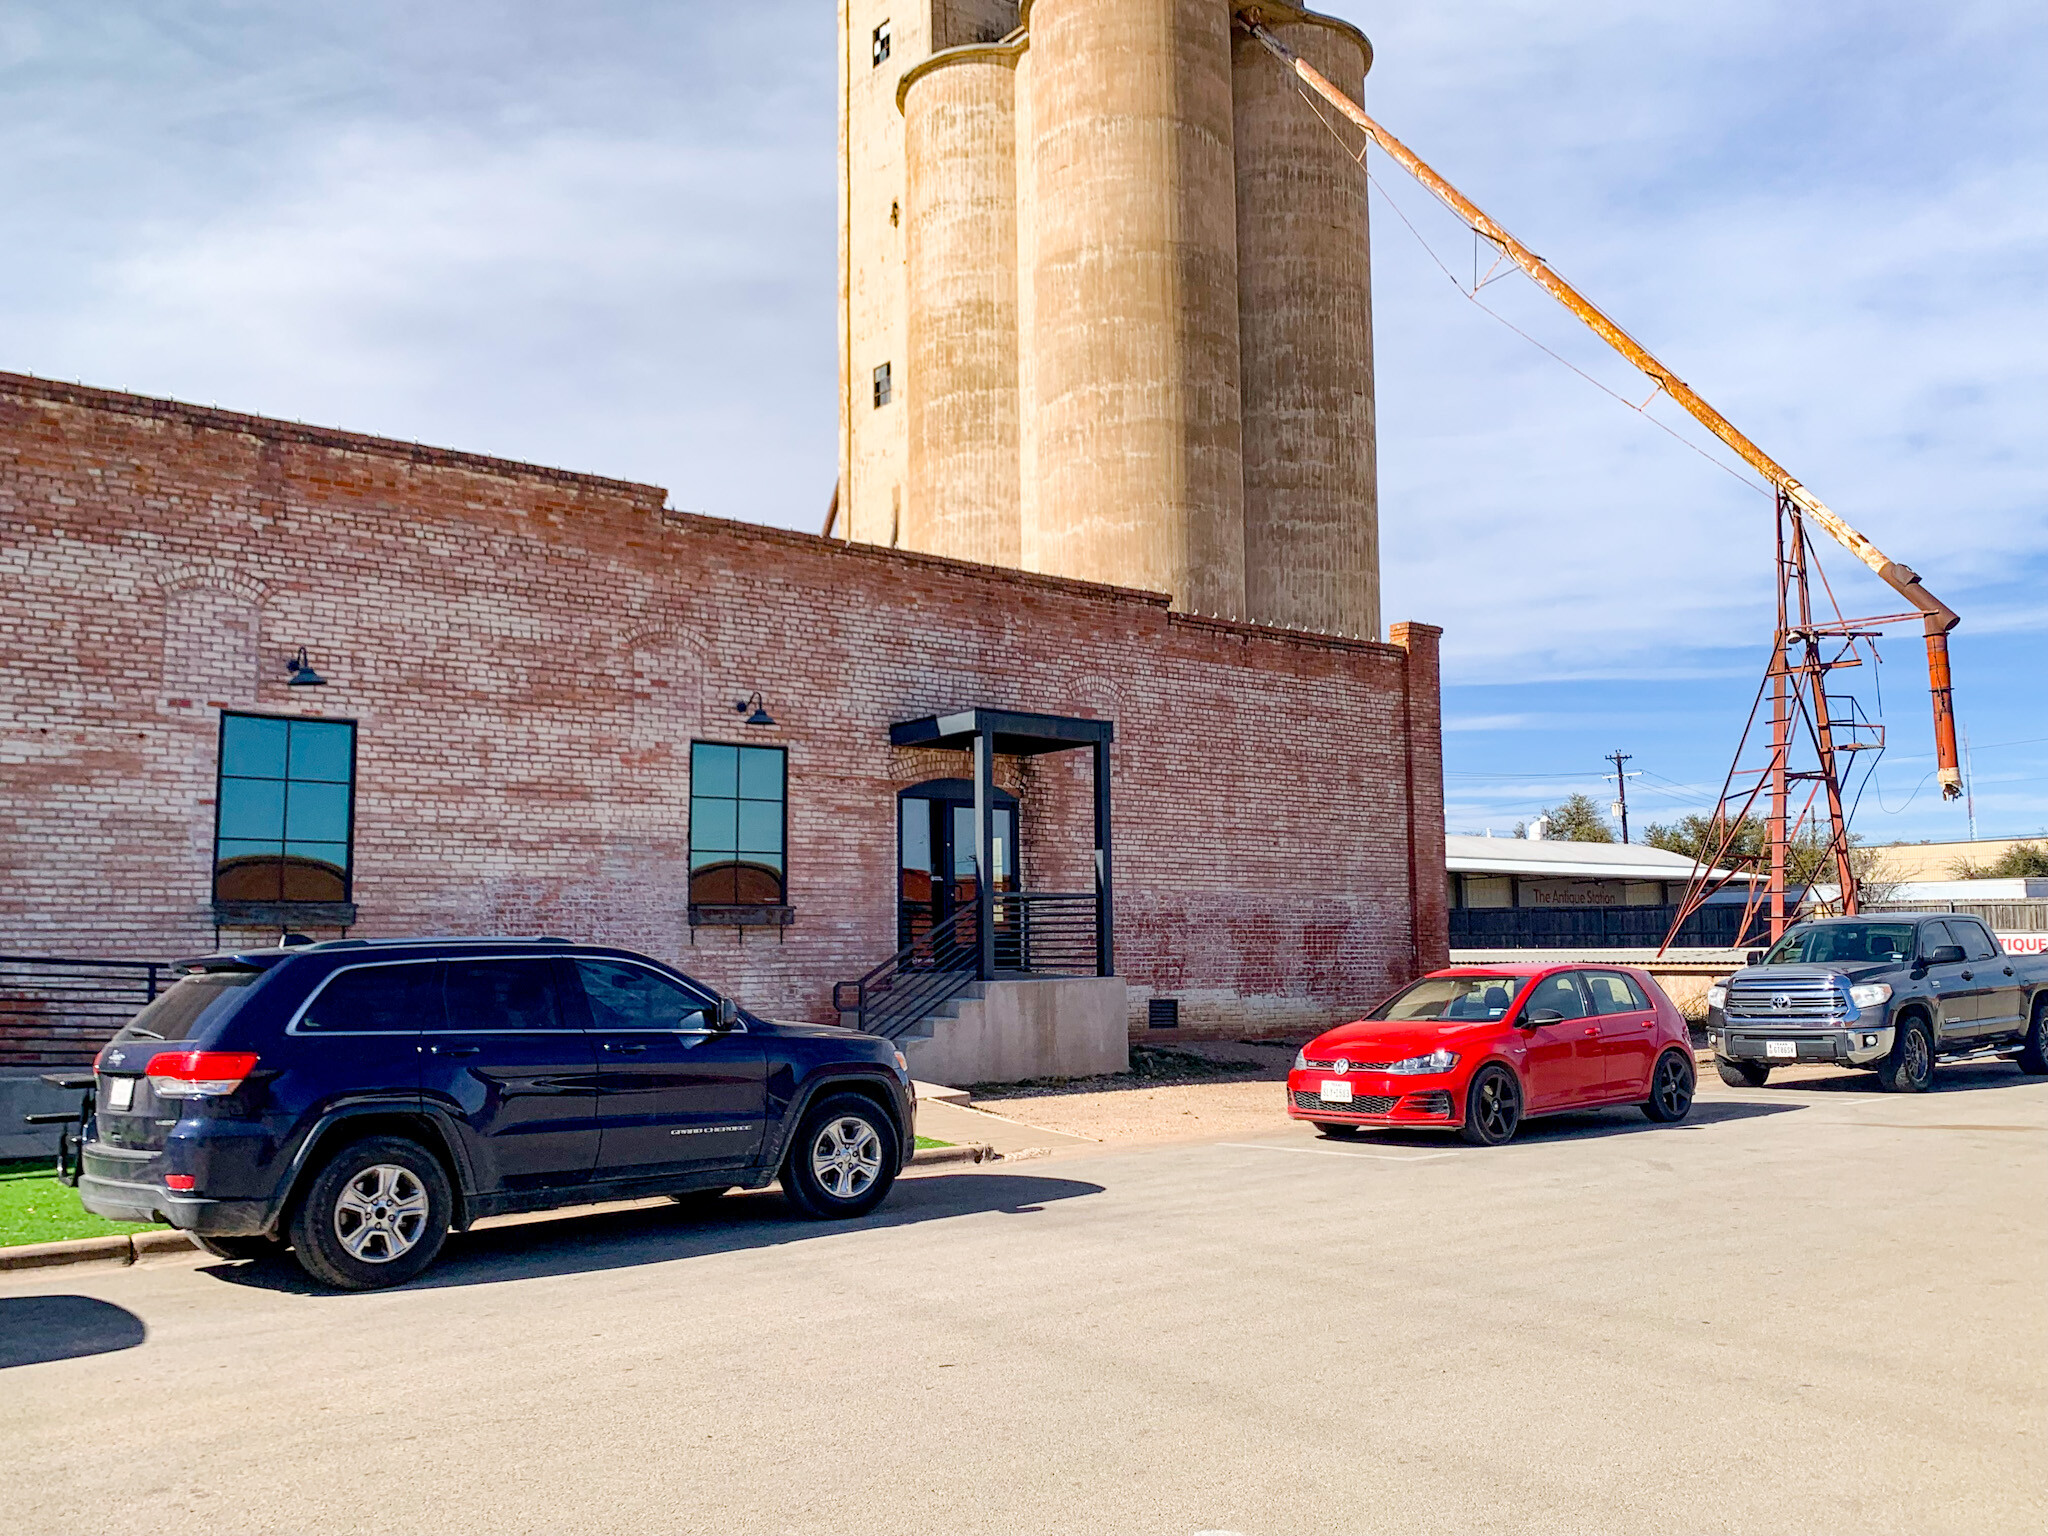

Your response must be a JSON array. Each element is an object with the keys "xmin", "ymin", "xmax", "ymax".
[
  {"xmin": 1717, "ymin": 1059, "xmax": 1770, "ymax": 1088},
  {"xmin": 1877, "ymin": 1017, "xmax": 1935, "ymax": 1094},
  {"xmin": 1642, "ymin": 1049, "xmax": 1696, "ymax": 1122},
  {"xmin": 1458, "ymin": 1065, "xmax": 1522, "ymax": 1146},
  {"xmin": 288, "ymin": 1136, "xmax": 452, "ymax": 1291},
  {"xmin": 2019, "ymin": 999, "xmax": 2048, "ymax": 1076},
  {"xmin": 782, "ymin": 1094, "xmax": 899, "ymax": 1219}
]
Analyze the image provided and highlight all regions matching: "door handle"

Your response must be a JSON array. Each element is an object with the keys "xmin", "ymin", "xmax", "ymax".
[
  {"xmin": 602, "ymin": 1041, "xmax": 649, "ymax": 1055},
  {"xmin": 1583, "ymin": 1026, "xmax": 1599, "ymax": 1036},
  {"xmin": 429, "ymin": 1043, "xmax": 480, "ymax": 1058}
]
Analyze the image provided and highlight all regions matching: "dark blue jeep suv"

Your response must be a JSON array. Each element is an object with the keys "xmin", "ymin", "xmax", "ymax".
[{"xmin": 75, "ymin": 937, "xmax": 915, "ymax": 1289}]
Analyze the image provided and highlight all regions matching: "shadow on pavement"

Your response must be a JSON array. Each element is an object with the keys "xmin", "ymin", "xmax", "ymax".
[
  {"xmin": 201, "ymin": 1170, "xmax": 1104, "ymax": 1296},
  {"xmin": 1747, "ymin": 1062, "xmax": 2040, "ymax": 1096},
  {"xmin": 1316, "ymin": 1098, "xmax": 1801, "ymax": 1151},
  {"xmin": 0, "ymin": 1295, "xmax": 147, "ymax": 1369}
]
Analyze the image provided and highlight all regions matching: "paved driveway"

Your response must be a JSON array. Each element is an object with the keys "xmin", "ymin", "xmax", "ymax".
[{"xmin": 3, "ymin": 1067, "xmax": 2042, "ymax": 1535}]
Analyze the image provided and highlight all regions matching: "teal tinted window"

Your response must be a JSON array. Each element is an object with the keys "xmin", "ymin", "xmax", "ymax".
[
  {"xmin": 689, "ymin": 742, "xmax": 786, "ymax": 906},
  {"xmin": 214, "ymin": 714, "xmax": 357, "ymax": 903}
]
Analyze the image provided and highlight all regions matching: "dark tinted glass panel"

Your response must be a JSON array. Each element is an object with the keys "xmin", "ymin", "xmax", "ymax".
[
  {"xmin": 278, "ymin": 850, "xmax": 348, "ymax": 901},
  {"xmin": 691, "ymin": 797, "xmax": 737, "ymax": 850},
  {"xmin": 284, "ymin": 780, "xmax": 351, "ymax": 841},
  {"xmin": 1920, "ymin": 921, "xmax": 1957, "ymax": 958},
  {"xmin": 735, "ymin": 799, "xmax": 782, "ymax": 853},
  {"xmin": 691, "ymin": 742, "xmax": 739, "ymax": 798},
  {"xmin": 219, "ymin": 779, "xmax": 287, "ymax": 840},
  {"xmin": 689, "ymin": 864, "xmax": 739, "ymax": 905},
  {"xmin": 444, "ymin": 960, "xmax": 562, "ymax": 1030},
  {"xmin": 214, "ymin": 850, "xmax": 286, "ymax": 901},
  {"xmin": 1525, "ymin": 974, "xmax": 1589, "ymax": 1020},
  {"xmin": 221, "ymin": 715, "xmax": 288, "ymax": 779},
  {"xmin": 1955, "ymin": 922, "xmax": 1998, "ymax": 961},
  {"xmin": 112, "ymin": 971, "xmax": 261, "ymax": 1044},
  {"xmin": 287, "ymin": 721, "xmax": 353, "ymax": 782},
  {"xmin": 575, "ymin": 961, "xmax": 706, "ymax": 1031},
  {"xmin": 1584, "ymin": 972, "xmax": 1648, "ymax": 1015},
  {"xmin": 301, "ymin": 964, "xmax": 439, "ymax": 1032},
  {"xmin": 737, "ymin": 747, "xmax": 783, "ymax": 800}
]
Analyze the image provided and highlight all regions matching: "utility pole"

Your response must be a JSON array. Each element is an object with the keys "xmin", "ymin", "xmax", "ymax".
[{"xmin": 1606, "ymin": 750, "xmax": 1634, "ymax": 843}]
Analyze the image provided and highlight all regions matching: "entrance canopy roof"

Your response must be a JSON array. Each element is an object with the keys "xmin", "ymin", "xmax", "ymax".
[{"xmin": 889, "ymin": 708, "xmax": 1113, "ymax": 757}]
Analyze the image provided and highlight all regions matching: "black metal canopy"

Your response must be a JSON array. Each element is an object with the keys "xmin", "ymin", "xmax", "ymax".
[
  {"xmin": 889, "ymin": 708, "xmax": 1113, "ymax": 758},
  {"xmin": 886, "ymin": 707, "xmax": 1116, "ymax": 980}
]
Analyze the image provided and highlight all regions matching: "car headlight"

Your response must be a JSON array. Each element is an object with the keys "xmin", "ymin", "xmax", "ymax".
[
  {"xmin": 1382, "ymin": 1048, "xmax": 1458, "ymax": 1075},
  {"xmin": 1849, "ymin": 982, "xmax": 1892, "ymax": 1011},
  {"xmin": 1706, "ymin": 983, "xmax": 1728, "ymax": 1010},
  {"xmin": 1293, "ymin": 1049, "xmax": 1309, "ymax": 1071}
]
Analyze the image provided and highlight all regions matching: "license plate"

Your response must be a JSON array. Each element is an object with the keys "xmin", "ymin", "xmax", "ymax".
[
  {"xmin": 1765, "ymin": 1040, "xmax": 1797, "ymax": 1059},
  {"xmin": 1319, "ymin": 1080, "xmax": 1354, "ymax": 1103},
  {"xmin": 108, "ymin": 1076, "xmax": 134, "ymax": 1110}
]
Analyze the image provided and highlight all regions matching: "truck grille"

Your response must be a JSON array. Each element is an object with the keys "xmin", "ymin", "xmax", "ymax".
[{"xmin": 1725, "ymin": 976, "xmax": 1847, "ymax": 1024}]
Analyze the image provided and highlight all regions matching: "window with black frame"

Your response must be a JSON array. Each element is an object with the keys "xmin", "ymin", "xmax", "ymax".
[
  {"xmin": 689, "ymin": 742, "xmax": 786, "ymax": 911},
  {"xmin": 213, "ymin": 713, "xmax": 356, "ymax": 904}
]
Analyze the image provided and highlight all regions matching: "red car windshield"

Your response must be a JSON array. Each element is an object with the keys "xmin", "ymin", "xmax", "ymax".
[{"xmin": 1374, "ymin": 976, "xmax": 1522, "ymax": 1022}]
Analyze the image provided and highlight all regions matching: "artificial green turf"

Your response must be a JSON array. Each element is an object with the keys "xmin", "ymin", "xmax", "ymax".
[
  {"xmin": 913, "ymin": 1136, "xmax": 953, "ymax": 1150},
  {"xmin": 0, "ymin": 1158, "xmax": 147, "ymax": 1248}
]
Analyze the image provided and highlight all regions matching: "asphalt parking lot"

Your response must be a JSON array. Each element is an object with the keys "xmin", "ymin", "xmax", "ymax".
[{"xmin": 3, "ymin": 1064, "xmax": 2043, "ymax": 1536}]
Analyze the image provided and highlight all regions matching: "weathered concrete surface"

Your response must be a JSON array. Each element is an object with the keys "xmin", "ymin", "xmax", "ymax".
[
  {"xmin": 3, "ymin": 1065, "xmax": 2039, "ymax": 1535},
  {"xmin": 902, "ymin": 975, "xmax": 1129, "ymax": 1084}
]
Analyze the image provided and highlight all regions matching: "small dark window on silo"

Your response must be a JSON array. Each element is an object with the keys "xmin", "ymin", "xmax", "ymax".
[
  {"xmin": 872, "ymin": 21, "xmax": 891, "ymax": 66},
  {"xmin": 1148, "ymin": 998, "xmax": 1180, "ymax": 1030},
  {"xmin": 872, "ymin": 362, "xmax": 892, "ymax": 408}
]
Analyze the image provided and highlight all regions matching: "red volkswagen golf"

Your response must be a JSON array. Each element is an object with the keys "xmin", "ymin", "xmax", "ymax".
[{"xmin": 1285, "ymin": 964, "xmax": 1697, "ymax": 1145}]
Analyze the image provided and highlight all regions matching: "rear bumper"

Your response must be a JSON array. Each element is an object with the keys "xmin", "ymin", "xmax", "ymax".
[{"xmin": 77, "ymin": 1144, "xmax": 279, "ymax": 1236}]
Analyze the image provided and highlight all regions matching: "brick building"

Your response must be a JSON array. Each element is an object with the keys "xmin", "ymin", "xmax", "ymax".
[{"xmin": 0, "ymin": 372, "xmax": 1445, "ymax": 1074}]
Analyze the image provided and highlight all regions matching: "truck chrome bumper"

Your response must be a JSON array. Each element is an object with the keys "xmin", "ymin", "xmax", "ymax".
[{"xmin": 1709, "ymin": 1020, "xmax": 1894, "ymax": 1068}]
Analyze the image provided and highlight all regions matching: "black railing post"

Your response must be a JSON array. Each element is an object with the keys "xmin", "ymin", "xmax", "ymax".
[
  {"xmin": 974, "ymin": 729, "xmax": 996, "ymax": 982},
  {"xmin": 1092, "ymin": 737, "xmax": 1114, "ymax": 977}
]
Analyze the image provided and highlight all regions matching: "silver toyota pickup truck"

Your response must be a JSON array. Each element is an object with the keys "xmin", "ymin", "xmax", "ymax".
[{"xmin": 1705, "ymin": 913, "xmax": 2048, "ymax": 1092}]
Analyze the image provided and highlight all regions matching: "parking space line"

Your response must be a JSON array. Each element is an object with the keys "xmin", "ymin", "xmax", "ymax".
[{"xmin": 1218, "ymin": 1142, "xmax": 1459, "ymax": 1163}]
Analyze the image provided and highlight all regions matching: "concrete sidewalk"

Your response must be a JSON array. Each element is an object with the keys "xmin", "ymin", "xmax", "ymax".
[{"xmin": 913, "ymin": 1097, "xmax": 1096, "ymax": 1158}]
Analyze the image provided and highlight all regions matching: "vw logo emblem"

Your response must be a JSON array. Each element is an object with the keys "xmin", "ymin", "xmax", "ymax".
[
  {"xmin": 1332, "ymin": 1058, "xmax": 1348, "ymax": 1075},
  {"xmin": 1771, "ymin": 993, "xmax": 1792, "ymax": 1012}
]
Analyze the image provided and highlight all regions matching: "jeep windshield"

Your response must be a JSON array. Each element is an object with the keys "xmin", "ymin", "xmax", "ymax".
[{"xmin": 1762, "ymin": 923, "xmax": 1917, "ymax": 966}]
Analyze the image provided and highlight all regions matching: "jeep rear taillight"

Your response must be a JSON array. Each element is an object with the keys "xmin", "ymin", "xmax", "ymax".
[{"xmin": 146, "ymin": 1051, "xmax": 260, "ymax": 1098}]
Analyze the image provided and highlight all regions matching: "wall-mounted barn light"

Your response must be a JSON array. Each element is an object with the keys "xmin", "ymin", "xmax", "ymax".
[
  {"xmin": 284, "ymin": 647, "xmax": 327, "ymax": 687},
  {"xmin": 734, "ymin": 691, "xmax": 775, "ymax": 727}
]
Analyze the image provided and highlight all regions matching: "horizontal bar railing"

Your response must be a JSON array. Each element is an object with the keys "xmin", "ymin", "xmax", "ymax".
[{"xmin": 0, "ymin": 956, "xmax": 167, "ymax": 1069}]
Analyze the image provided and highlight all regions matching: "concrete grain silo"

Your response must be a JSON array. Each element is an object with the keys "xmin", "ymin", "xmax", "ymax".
[
  {"xmin": 1231, "ymin": 8, "xmax": 1379, "ymax": 638},
  {"xmin": 901, "ymin": 41, "xmax": 1024, "ymax": 566},
  {"xmin": 838, "ymin": 0, "xmax": 1380, "ymax": 637},
  {"xmin": 1022, "ymin": 0, "xmax": 1248, "ymax": 619}
]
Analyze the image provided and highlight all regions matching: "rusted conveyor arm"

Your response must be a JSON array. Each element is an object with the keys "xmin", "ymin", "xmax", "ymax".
[{"xmin": 1244, "ymin": 18, "xmax": 1963, "ymax": 797}]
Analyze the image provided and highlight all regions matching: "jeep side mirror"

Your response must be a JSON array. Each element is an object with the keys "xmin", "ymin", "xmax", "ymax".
[
  {"xmin": 1520, "ymin": 1008, "xmax": 1565, "ymax": 1027},
  {"xmin": 1925, "ymin": 944, "xmax": 1965, "ymax": 966},
  {"xmin": 716, "ymin": 997, "xmax": 739, "ymax": 1030}
]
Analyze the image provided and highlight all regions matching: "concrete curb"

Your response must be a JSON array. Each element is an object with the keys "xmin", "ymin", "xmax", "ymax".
[
  {"xmin": 0, "ymin": 1228, "xmax": 199, "ymax": 1273},
  {"xmin": 909, "ymin": 1143, "xmax": 996, "ymax": 1167}
]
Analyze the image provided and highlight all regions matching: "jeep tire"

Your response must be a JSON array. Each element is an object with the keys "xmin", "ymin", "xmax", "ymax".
[
  {"xmin": 289, "ymin": 1136, "xmax": 452, "ymax": 1291},
  {"xmin": 782, "ymin": 1093, "xmax": 899, "ymax": 1220}
]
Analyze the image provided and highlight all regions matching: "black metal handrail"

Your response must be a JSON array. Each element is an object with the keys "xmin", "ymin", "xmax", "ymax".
[
  {"xmin": 835, "ymin": 892, "xmax": 1106, "ymax": 1041},
  {"xmin": 0, "ymin": 955, "xmax": 167, "ymax": 1069},
  {"xmin": 835, "ymin": 906, "xmax": 983, "ymax": 1042}
]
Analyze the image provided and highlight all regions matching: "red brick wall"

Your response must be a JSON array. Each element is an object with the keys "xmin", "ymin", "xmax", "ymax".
[{"xmin": 0, "ymin": 372, "xmax": 1446, "ymax": 1045}]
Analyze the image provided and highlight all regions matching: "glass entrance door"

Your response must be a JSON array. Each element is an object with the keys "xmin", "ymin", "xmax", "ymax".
[{"xmin": 898, "ymin": 782, "xmax": 1017, "ymax": 951}]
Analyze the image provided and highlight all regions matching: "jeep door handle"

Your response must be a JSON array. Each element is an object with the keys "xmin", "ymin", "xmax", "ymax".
[
  {"xmin": 602, "ymin": 1041, "xmax": 649, "ymax": 1055},
  {"xmin": 428, "ymin": 1043, "xmax": 480, "ymax": 1058}
]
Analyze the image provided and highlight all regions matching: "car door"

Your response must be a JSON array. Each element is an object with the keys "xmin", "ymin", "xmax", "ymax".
[
  {"xmin": 427, "ymin": 956, "xmax": 600, "ymax": 1193},
  {"xmin": 1516, "ymin": 972, "xmax": 1601, "ymax": 1109},
  {"xmin": 1954, "ymin": 919, "xmax": 2024, "ymax": 1038},
  {"xmin": 568, "ymin": 958, "xmax": 767, "ymax": 1181},
  {"xmin": 1918, "ymin": 920, "xmax": 1976, "ymax": 1039},
  {"xmin": 1583, "ymin": 970, "xmax": 1657, "ymax": 1100}
]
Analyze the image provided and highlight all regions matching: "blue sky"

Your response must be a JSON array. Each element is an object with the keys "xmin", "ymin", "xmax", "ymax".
[{"xmin": 3, "ymin": 2, "xmax": 2041, "ymax": 845}]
